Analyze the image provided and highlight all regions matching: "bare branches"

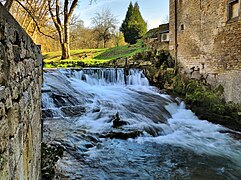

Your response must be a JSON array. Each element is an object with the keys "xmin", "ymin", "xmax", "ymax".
[
  {"xmin": 91, "ymin": 8, "xmax": 118, "ymax": 48},
  {"xmin": 68, "ymin": 0, "xmax": 78, "ymax": 22},
  {"xmin": 14, "ymin": 0, "xmax": 56, "ymax": 39}
]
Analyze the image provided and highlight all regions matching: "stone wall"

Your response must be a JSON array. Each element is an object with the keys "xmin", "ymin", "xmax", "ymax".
[
  {"xmin": 0, "ymin": 3, "xmax": 42, "ymax": 179},
  {"xmin": 169, "ymin": 0, "xmax": 241, "ymax": 103}
]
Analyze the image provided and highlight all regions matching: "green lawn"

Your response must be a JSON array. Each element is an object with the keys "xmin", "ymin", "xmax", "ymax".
[{"xmin": 43, "ymin": 41, "xmax": 146, "ymax": 68}]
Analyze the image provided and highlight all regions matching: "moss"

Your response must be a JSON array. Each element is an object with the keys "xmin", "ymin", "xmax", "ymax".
[
  {"xmin": 172, "ymin": 74, "xmax": 186, "ymax": 95},
  {"xmin": 159, "ymin": 70, "xmax": 241, "ymax": 130}
]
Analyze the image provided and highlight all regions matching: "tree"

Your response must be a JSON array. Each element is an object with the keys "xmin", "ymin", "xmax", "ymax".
[
  {"xmin": 120, "ymin": 2, "xmax": 147, "ymax": 44},
  {"xmin": 91, "ymin": 9, "xmax": 118, "ymax": 48},
  {"xmin": 114, "ymin": 31, "xmax": 126, "ymax": 47},
  {"xmin": 11, "ymin": 0, "xmax": 50, "ymax": 40},
  {"xmin": 47, "ymin": 0, "xmax": 79, "ymax": 59},
  {"xmin": 69, "ymin": 20, "xmax": 97, "ymax": 49}
]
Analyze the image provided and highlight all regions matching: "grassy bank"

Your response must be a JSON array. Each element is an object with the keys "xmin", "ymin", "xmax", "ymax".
[
  {"xmin": 43, "ymin": 49, "xmax": 107, "ymax": 68},
  {"xmin": 43, "ymin": 40, "xmax": 146, "ymax": 68}
]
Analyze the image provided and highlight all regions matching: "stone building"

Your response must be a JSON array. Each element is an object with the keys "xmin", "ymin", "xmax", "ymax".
[
  {"xmin": 169, "ymin": 0, "xmax": 241, "ymax": 103},
  {"xmin": 144, "ymin": 23, "xmax": 170, "ymax": 51},
  {"xmin": 158, "ymin": 23, "xmax": 169, "ymax": 43},
  {"xmin": 0, "ymin": 3, "xmax": 42, "ymax": 179}
]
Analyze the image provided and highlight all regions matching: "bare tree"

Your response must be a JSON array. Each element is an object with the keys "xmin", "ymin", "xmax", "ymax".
[
  {"xmin": 47, "ymin": 0, "xmax": 80, "ymax": 59},
  {"xmin": 91, "ymin": 8, "xmax": 118, "ymax": 48},
  {"xmin": 47, "ymin": 0, "xmax": 96, "ymax": 59},
  {"xmin": 11, "ymin": 0, "xmax": 52, "ymax": 41}
]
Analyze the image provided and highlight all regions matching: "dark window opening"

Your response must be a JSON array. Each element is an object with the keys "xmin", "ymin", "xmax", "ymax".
[
  {"xmin": 180, "ymin": 24, "xmax": 185, "ymax": 31},
  {"xmin": 228, "ymin": 0, "xmax": 240, "ymax": 20}
]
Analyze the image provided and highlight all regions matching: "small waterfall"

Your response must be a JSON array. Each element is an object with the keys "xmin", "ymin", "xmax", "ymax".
[
  {"xmin": 59, "ymin": 68, "xmax": 148, "ymax": 86},
  {"xmin": 42, "ymin": 68, "xmax": 241, "ymax": 179},
  {"xmin": 128, "ymin": 69, "xmax": 149, "ymax": 86}
]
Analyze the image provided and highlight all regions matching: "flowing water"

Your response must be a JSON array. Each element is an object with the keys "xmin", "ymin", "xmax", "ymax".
[{"xmin": 42, "ymin": 68, "xmax": 241, "ymax": 179}]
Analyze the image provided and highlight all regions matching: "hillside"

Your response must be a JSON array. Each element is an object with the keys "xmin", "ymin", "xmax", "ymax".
[{"xmin": 43, "ymin": 40, "xmax": 146, "ymax": 68}]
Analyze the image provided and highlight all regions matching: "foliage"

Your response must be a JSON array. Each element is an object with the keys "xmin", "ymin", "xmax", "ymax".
[
  {"xmin": 170, "ymin": 75, "xmax": 241, "ymax": 125},
  {"xmin": 9, "ymin": 0, "xmax": 51, "ymax": 41},
  {"xmin": 120, "ymin": 2, "xmax": 147, "ymax": 44},
  {"xmin": 185, "ymin": 81, "xmax": 224, "ymax": 111},
  {"xmin": 8, "ymin": 0, "xmax": 121, "ymax": 52},
  {"xmin": 114, "ymin": 32, "xmax": 126, "ymax": 47},
  {"xmin": 133, "ymin": 49, "xmax": 174, "ymax": 68}
]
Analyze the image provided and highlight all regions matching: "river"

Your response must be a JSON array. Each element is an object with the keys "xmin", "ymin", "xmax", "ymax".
[{"xmin": 42, "ymin": 68, "xmax": 241, "ymax": 179}]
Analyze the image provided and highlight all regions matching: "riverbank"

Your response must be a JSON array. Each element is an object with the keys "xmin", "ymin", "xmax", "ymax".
[
  {"xmin": 100, "ymin": 49, "xmax": 241, "ymax": 132},
  {"xmin": 148, "ymin": 69, "xmax": 241, "ymax": 132}
]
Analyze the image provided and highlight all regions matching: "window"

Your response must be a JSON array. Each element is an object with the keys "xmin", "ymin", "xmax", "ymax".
[
  {"xmin": 180, "ymin": 24, "xmax": 185, "ymax": 31},
  {"xmin": 228, "ymin": 0, "xmax": 240, "ymax": 20}
]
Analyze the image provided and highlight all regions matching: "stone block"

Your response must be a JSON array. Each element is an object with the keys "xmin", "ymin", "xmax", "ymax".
[
  {"xmin": 13, "ymin": 45, "xmax": 21, "ymax": 62},
  {"xmin": 0, "ymin": 23, "xmax": 5, "ymax": 41},
  {"xmin": 12, "ymin": 85, "xmax": 20, "ymax": 100},
  {"xmin": 0, "ymin": 102, "xmax": 5, "ymax": 117},
  {"xmin": 191, "ymin": 71, "xmax": 202, "ymax": 79},
  {"xmin": 7, "ymin": 102, "xmax": 20, "ymax": 136},
  {"xmin": 0, "ymin": 85, "xmax": 5, "ymax": 100},
  {"xmin": 0, "ymin": 116, "xmax": 8, "ymax": 152},
  {"xmin": 5, "ymin": 88, "xmax": 12, "ymax": 109}
]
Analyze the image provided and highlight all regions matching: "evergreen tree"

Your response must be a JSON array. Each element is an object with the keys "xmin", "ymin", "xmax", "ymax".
[{"xmin": 120, "ymin": 2, "xmax": 147, "ymax": 44}]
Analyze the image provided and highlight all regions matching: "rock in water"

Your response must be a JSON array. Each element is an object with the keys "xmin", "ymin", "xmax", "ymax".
[
  {"xmin": 60, "ymin": 105, "xmax": 86, "ymax": 117},
  {"xmin": 112, "ymin": 112, "xmax": 128, "ymax": 128}
]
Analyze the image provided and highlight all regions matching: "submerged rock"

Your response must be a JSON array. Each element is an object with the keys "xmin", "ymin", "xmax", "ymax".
[
  {"xmin": 219, "ymin": 130, "xmax": 241, "ymax": 141},
  {"xmin": 100, "ymin": 130, "xmax": 142, "ymax": 140},
  {"xmin": 52, "ymin": 92, "xmax": 80, "ymax": 108},
  {"xmin": 42, "ymin": 109, "xmax": 53, "ymax": 119},
  {"xmin": 60, "ymin": 105, "xmax": 86, "ymax": 117}
]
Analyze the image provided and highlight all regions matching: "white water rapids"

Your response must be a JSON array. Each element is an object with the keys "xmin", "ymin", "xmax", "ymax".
[{"xmin": 42, "ymin": 68, "xmax": 241, "ymax": 179}]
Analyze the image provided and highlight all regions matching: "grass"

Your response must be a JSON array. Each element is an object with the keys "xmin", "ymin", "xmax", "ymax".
[
  {"xmin": 43, "ymin": 48, "xmax": 106, "ymax": 62},
  {"xmin": 94, "ymin": 40, "xmax": 146, "ymax": 61},
  {"xmin": 43, "ymin": 40, "xmax": 146, "ymax": 68}
]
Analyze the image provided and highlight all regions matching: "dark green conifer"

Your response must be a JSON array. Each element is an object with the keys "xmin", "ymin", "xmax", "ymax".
[{"xmin": 120, "ymin": 1, "xmax": 147, "ymax": 44}]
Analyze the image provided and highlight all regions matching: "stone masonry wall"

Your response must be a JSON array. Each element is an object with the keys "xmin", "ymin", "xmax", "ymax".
[
  {"xmin": 169, "ymin": 0, "xmax": 201, "ymax": 67},
  {"xmin": 0, "ymin": 3, "xmax": 42, "ymax": 179},
  {"xmin": 169, "ymin": 0, "xmax": 241, "ymax": 103}
]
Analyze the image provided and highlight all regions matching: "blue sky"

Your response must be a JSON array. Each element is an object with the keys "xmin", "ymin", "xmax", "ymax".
[{"xmin": 76, "ymin": 0, "xmax": 169, "ymax": 30}]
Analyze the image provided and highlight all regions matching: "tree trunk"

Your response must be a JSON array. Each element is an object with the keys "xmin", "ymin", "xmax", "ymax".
[
  {"xmin": 61, "ymin": 42, "xmax": 70, "ymax": 59},
  {"xmin": 48, "ymin": 0, "xmax": 78, "ymax": 59},
  {"xmin": 103, "ymin": 39, "xmax": 107, "ymax": 48}
]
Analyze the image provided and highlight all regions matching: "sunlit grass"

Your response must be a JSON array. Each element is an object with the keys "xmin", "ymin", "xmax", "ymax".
[
  {"xmin": 43, "ymin": 40, "xmax": 146, "ymax": 68},
  {"xmin": 43, "ymin": 49, "xmax": 107, "ymax": 62}
]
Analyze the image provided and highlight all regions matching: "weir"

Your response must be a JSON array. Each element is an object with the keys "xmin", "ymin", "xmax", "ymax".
[
  {"xmin": 53, "ymin": 68, "xmax": 149, "ymax": 86},
  {"xmin": 42, "ymin": 68, "xmax": 241, "ymax": 179}
]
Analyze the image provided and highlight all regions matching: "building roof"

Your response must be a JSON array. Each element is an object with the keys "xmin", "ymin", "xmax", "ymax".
[{"xmin": 159, "ymin": 23, "xmax": 169, "ymax": 34}]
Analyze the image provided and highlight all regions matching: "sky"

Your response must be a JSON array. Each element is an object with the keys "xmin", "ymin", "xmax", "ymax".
[{"xmin": 76, "ymin": 0, "xmax": 169, "ymax": 30}]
